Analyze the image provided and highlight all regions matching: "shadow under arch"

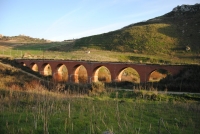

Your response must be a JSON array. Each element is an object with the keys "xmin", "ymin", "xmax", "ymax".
[
  {"xmin": 20, "ymin": 62, "xmax": 26, "ymax": 66},
  {"xmin": 30, "ymin": 63, "xmax": 38, "ymax": 72},
  {"xmin": 148, "ymin": 69, "xmax": 171, "ymax": 82},
  {"xmin": 117, "ymin": 67, "xmax": 140, "ymax": 83},
  {"xmin": 71, "ymin": 65, "xmax": 88, "ymax": 83},
  {"xmin": 92, "ymin": 66, "xmax": 111, "ymax": 83},
  {"xmin": 53, "ymin": 64, "xmax": 68, "ymax": 82},
  {"xmin": 41, "ymin": 63, "xmax": 52, "ymax": 76}
]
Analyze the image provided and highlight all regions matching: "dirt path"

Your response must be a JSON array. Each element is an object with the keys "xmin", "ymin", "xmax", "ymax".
[{"xmin": 115, "ymin": 88, "xmax": 200, "ymax": 94}]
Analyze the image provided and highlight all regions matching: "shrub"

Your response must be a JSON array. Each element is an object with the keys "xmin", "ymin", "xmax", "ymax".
[{"xmin": 90, "ymin": 82, "xmax": 105, "ymax": 95}]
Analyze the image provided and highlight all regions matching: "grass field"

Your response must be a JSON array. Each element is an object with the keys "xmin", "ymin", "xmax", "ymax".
[
  {"xmin": 1, "ymin": 41, "xmax": 200, "ymax": 65},
  {"xmin": 0, "ymin": 33, "xmax": 200, "ymax": 65},
  {"xmin": 0, "ymin": 88, "xmax": 200, "ymax": 134}
]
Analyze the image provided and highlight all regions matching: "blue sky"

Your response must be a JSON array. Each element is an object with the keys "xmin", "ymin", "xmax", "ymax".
[{"xmin": 0, "ymin": 0, "xmax": 199, "ymax": 41}]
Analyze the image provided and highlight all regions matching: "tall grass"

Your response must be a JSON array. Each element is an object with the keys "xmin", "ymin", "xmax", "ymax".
[{"xmin": 0, "ymin": 87, "xmax": 200, "ymax": 134}]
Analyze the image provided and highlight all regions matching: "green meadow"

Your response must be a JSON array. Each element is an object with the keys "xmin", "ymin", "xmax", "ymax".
[{"xmin": 0, "ymin": 88, "xmax": 200, "ymax": 134}]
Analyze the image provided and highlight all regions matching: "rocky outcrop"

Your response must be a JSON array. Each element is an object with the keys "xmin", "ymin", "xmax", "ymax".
[{"xmin": 172, "ymin": 4, "xmax": 200, "ymax": 12}]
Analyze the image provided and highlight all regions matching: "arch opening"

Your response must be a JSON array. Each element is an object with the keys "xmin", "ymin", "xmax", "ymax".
[
  {"xmin": 42, "ymin": 63, "xmax": 52, "ymax": 76},
  {"xmin": 54, "ymin": 64, "xmax": 68, "ymax": 82},
  {"xmin": 149, "ymin": 69, "xmax": 171, "ymax": 82},
  {"xmin": 20, "ymin": 62, "xmax": 26, "ymax": 66},
  {"xmin": 118, "ymin": 67, "xmax": 140, "ymax": 83},
  {"xmin": 92, "ymin": 66, "xmax": 111, "ymax": 83},
  {"xmin": 71, "ymin": 65, "xmax": 88, "ymax": 83},
  {"xmin": 30, "ymin": 63, "xmax": 38, "ymax": 72}
]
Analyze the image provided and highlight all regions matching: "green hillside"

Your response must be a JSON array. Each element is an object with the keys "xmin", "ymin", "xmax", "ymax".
[
  {"xmin": 74, "ymin": 4, "xmax": 200, "ymax": 57},
  {"xmin": 1, "ymin": 4, "xmax": 200, "ymax": 64},
  {"xmin": 0, "ymin": 34, "xmax": 49, "ymax": 43}
]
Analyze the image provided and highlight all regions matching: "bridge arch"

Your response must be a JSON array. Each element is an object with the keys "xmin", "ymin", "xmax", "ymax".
[
  {"xmin": 30, "ymin": 63, "xmax": 38, "ymax": 72},
  {"xmin": 41, "ymin": 63, "xmax": 52, "ymax": 76},
  {"xmin": 92, "ymin": 66, "xmax": 111, "ymax": 83},
  {"xmin": 148, "ymin": 69, "xmax": 171, "ymax": 82},
  {"xmin": 117, "ymin": 67, "xmax": 140, "ymax": 83},
  {"xmin": 20, "ymin": 62, "xmax": 26, "ymax": 66},
  {"xmin": 15, "ymin": 59, "xmax": 186, "ymax": 84},
  {"xmin": 53, "ymin": 64, "xmax": 68, "ymax": 82},
  {"xmin": 70, "ymin": 65, "xmax": 88, "ymax": 83}
]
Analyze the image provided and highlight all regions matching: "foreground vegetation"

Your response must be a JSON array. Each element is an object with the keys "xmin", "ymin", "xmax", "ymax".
[{"xmin": 0, "ymin": 88, "xmax": 200, "ymax": 134}]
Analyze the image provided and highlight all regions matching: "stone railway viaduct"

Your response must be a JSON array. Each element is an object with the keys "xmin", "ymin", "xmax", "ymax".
[{"xmin": 15, "ymin": 59, "xmax": 186, "ymax": 83}]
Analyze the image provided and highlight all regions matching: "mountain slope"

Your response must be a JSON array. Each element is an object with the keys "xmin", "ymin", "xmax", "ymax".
[{"xmin": 74, "ymin": 4, "xmax": 200, "ymax": 56}]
